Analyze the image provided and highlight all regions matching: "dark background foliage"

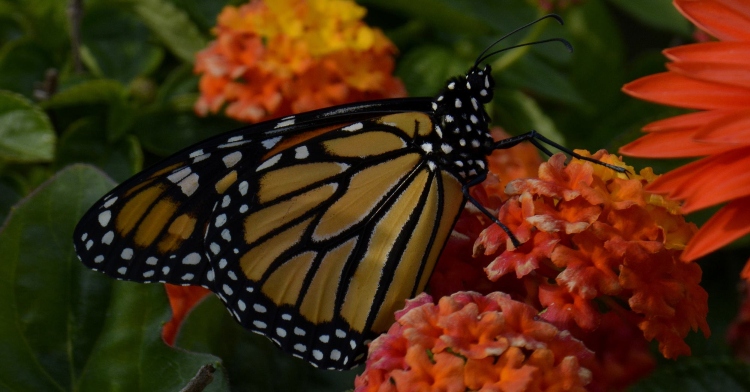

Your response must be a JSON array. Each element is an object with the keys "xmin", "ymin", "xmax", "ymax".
[{"xmin": 0, "ymin": 0, "xmax": 748, "ymax": 390}]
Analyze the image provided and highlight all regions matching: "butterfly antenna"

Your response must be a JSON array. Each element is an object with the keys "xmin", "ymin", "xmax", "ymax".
[
  {"xmin": 476, "ymin": 37, "xmax": 572, "ymax": 65},
  {"xmin": 474, "ymin": 14, "xmax": 564, "ymax": 68}
]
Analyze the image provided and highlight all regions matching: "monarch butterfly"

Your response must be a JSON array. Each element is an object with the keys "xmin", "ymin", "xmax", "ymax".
[{"xmin": 73, "ymin": 15, "xmax": 623, "ymax": 370}]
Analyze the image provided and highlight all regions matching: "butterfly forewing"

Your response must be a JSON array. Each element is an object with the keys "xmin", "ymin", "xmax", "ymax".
[{"xmin": 201, "ymin": 113, "xmax": 465, "ymax": 368}]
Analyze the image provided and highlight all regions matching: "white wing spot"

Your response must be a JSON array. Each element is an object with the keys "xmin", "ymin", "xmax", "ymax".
[
  {"xmin": 335, "ymin": 329, "xmax": 346, "ymax": 338},
  {"xmin": 222, "ymin": 195, "xmax": 231, "ymax": 208},
  {"xmin": 294, "ymin": 327, "xmax": 305, "ymax": 336},
  {"xmin": 193, "ymin": 153, "xmax": 210, "ymax": 163},
  {"xmin": 294, "ymin": 344, "xmax": 307, "ymax": 352},
  {"xmin": 319, "ymin": 335, "xmax": 329, "ymax": 343},
  {"xmin": 471, "ymin": 98, "xmax": 479, "ymax": 111},
  {"xmin": 81, "ymin": 233, "xmax": 88, "ymax": 241},
  {"xmin": 162, "ymin": 266, "xmax": 170, "ymax": 275},
  {"xmin": 98, "ymin": 210, "xmax": 111, "ymax": 227},
  {"xmin": 427, "ymin": 161, "xmax": 437, "ymax": 171},
  {"xmin": 331, "ymin": 350, "xmax": 341, "ymax": 361},
  {"xmin": 103, "ymin": 197, "xmax": 118, "ymax": 208},
  {"xmin": 222, "ymin": 284, "xmax": 233, "ymax": 295},
  {"xmin": 222, "ymin": 151, "xmax": 242, "ymax": 168},
  {"xmin": 228, "ymin": 136, "xmax": 243, "ymax": 142},
  {"xmin": 448, "ymin": 82, "xmax": 455, "ymax": 90},
  {"xmin": 215, "ymin": 214, "xmax": 227, "ymax": 227},
  {"xmin": 281, "ymin": 314, "xmax": 292, "ymax": 320},
  {"xmin": 219, "ymin": 259, "xmax": 228, "ymax": 269},
  {"xmin": 262, "ymin": 136, "xmax": 282, "ymax": 149},
  {"xmin": 168, "ymin": 167, "xmax": 191, "ymax": 183},
  {"xmin": 471, "ymin": 139, "xmax": 480, "ymax": 148},
  {"xmin": 146, "ymin": 256, "xmax": 158, "ymax": 265},
  {"xmin": 121, "ymin": 248, "xmax": 133, "ymax": 260},
  {"xmin": 256, "ymin": 154, "xmax": 281, "ymax": 171},
  {"xmin": 455, "ymin": 98, "xmax": 462, "ymax": 108},
  {"xmin": 94, "ymin": 255, "xmax": 104, "ymax": 263},
  {"xmin": 117, "ymin": 267, "xmax": 127, "ymax": 275},
  {"xmin": 182, "ymin": 252, "xmax": 201, "ymax": 265},
  {"xmin": 181, "ymin": 273, "xmax": 194, "ymax": 280},
  {"xmin": 178, "ymin": 173, "xmax": 200, "ymax": 196},
  {"xmin": 254, "ymin": 304, "xmax": 267, "ymax": 313},
  {"xmin": 239, "ymin": 204, "xmax": 249, "ymax": 213},
  {"xmin": 253, "ymin": 320, "xmax": 267, "ymax": 329},
  {"xmin": 238, "ymin": 181, "xmax": 249, "ymax": 196},
  {"xmin": 189, "ymin": 150, "xmax": 203, "ymax": 158},
  {"xmin": 275, "ymin": 118, "xmax": 295, "ymax": 128},
  {"xmin": 85, "ymin": 240, "xmax": 93, "ymax": 250},
  {"xmin": 237, "ymin": 299, "xmax": 246, "ymax": 311},
  {"xmin": 221, "ymin": 229, "xmax": 232, "ymax": 241},
  {"xmin": 295, "ymin": 146, "xmax": 309, "ymax": 159},
  {"xmin": 313, "ymin": 350, "xmax": 323, "ymax": 360},
  {"xmin": 210, "ymin": 242, "xmax": 221, "ymax": 254},
  {"xmin": 420, "ymin": 143, "xmax": 433, "ymax": 153},
  {"xmin": 445, "ymin": 115, "xmax": 454, "ymax": 123},
  {"xmin": 143, "ymin": 270, "xmax": 155, "ymax": 278},
  {"xmin": 441, "ymin": 144, "xmax": 453, "ymax": 154},
  {"xmin": 102, "ymin": 231, "xmax": 114, "ymax": 245},
  {"xmin": 276, "ymin": 327, "xmax": 287, "ymax": 337},
  {"xmin": 470, "ymin": 115, "xmax": 478, "ymax": 124},
  {"xmin": 342, "ymin": 123, "xmax": 363, "ymax": 132},
  {"xmin": 207, "ymin": 270, "xmax": 215, "ymax": 281},
  {"xmin": 350, "ymin": 340, "xmax": 357, "ymax": 349},
  {"xmin": 227, "ymin": 271, "xmax": 238, "ymax": 280}
]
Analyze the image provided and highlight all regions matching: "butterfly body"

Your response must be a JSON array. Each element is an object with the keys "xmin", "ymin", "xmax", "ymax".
[{"xmin": 74, "ymin": 66, "xmax": 497, "ymax": 369}]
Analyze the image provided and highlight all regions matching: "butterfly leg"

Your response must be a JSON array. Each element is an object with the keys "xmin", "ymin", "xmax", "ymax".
[
  {"xmin": 493, "ymin": 130, "xmax": 629, "ymax": 174},
  {"xmin": 462, "ymin": 173, "xmax": 522, "ymax": 249}
]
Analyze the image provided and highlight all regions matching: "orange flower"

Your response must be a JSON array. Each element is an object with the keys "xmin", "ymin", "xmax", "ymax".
[
  {"xmin": 194, "ymin": 0, "xmax": 405, "ymax": 123},
  {"xmin": 354, "ymin": 291, "xmax": 594, "ymax": 392},
  {"xmin": 474, "ymin": 151, "xmax": 709, "ymax": 361},
  {"xmin": 619, "ymin": 0, "xmax": 750, "ymax": 274}
]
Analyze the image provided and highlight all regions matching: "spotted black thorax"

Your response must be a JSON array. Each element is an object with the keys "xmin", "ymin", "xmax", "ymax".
[{"xmin": 417, "ymin": 65, "xmax": 496, "ymax": 182}]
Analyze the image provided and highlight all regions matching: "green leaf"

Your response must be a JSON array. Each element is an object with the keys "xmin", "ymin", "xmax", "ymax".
[
  {"xmin": 0, "ymin": 39, "xmax": 54, "ymax": 97},
  {"xmin": 133, "ymin": 0, "xmax": 208, "ymax": 63},
  {"xmin": 42, "ymin": 79, "xmax": 126, "ymax": 109},
  {"xmin": 81, "ymin": 5, "xmax": 164, "ymax": 83},
  {"xmin": 56, "ymin": 117, "xmax": 143, "ymax": 182},
  {"xmin": 177, "ymin": 294, "xmax": 359, "ymax": 391},
  {"xmin": 492, "ymin": 88, "xmax": 565, "ymax": 146},
  {"xmin": 0, "ymin": 90, "xmax": 55, "ymax": 162},
  {"xmin": 607, "ymin": 0, "xmax": 691, "ymax": 36},
  {"xmin": 132, "ymin": 109, "xmax": 241, "ymax": 157},
  {"xmin": 0, "ymin": 174, "xmax": 23, "ymax": 224},
  {"xmin": 397, "ymin": 45, "xmax": 470, "ymax": 97},
  {"xmin": 631, "ymin": 357, "xmax": 750, "ymax": 391},
  {"xmin": 500, "ymin": 54, "xmax": 586, "ymax": 107},
  {"xmin": 0, "ymin": 165, "xmax": 229, "ymax": 391}
]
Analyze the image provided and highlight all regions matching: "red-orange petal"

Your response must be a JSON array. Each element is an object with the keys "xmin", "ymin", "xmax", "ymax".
[
  {"xmin": 619, "ymin": 129, "xmax": 735, "ymax": 158},
  {"xmin": 647, "ymin": 147, "xmax": 750, "ymax": 212},
  {"xmin": 675, "ymin": 0, "xmax": 750, "ymax": 42},
  {"xmin": 682, "ymin": 195, "xmax": 750, "ymax": 260},
  {"xmin": 664, "ymin": 42, "xmax": 750, "ymax": 65},
  {"xmin": 623, "ymin": 72, "xmax": 750, "ymax": 110},
  {"xmin": 693, "ymin": 109, "xmax": 750, "ymax": 144},
  {"xmin": 162, "ymin": 284, "xmax": 211, "ymax": 345},
  {"xmin": 667, "ymin": 61, "xmax": 750, "ymax": 89},
  {"xmin": 641, "ymin": 109, "xmax": 731, "ymax": 132}
]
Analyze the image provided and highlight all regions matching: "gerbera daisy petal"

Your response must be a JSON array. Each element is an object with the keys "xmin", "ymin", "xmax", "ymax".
[
  {"xmin": 641, "ymin": 109, "xmax": 732, "ymax": 132},
  {"xmin": 664, "ymin": 42, "xmax": 750, "ymax": 65},
  {"xmin": 675, "ymin": 0, "xmax": 750, "ymax": 41},
  {"xmin": 667, "ymin": 61, "xmax": 750, "ymax": 89},
  {"xmin": 623, "ymin": 72, "xmax": 750, "ymax": 110},
  {"xmin": 682, "ymin": 195, "xmax": 750, "ymax": 261},
  {"xmin": 647, "ymin": 147, "xmax": 750, "ymax": 212},
  {"xmin": 693, "ymin": 109, "xmax": 750, "ymax": 143},
  {"xmin": 619, "ymin": 129, "xmax": 736, "ymax": 158}
]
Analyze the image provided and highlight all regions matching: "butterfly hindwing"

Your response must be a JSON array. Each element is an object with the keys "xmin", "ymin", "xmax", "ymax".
[{"xmin": 203, "ymin": 112, "xmax": 466, "ymax": 368}]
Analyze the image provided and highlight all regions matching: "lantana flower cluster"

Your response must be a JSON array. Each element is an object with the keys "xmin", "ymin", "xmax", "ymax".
[
  {"xmin": 355, "ymin": 291, "xmax": 595, "ymax": 392},
  {"xmin": 473, "ymin": 150, "xmax": 709, "ymax": 359},
  {"xmin": 194, "ymin": 0, "xmax": 405, "ymax": 123}
]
